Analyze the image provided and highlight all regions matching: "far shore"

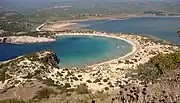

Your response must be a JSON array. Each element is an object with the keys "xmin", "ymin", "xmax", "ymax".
[
  {"xmin": 48, "ymin": 15, "xmax": 180, "ymax": 23},
  {"xmin": 39, "ymin": 15, "xmax": 180, "ymax": 32}
]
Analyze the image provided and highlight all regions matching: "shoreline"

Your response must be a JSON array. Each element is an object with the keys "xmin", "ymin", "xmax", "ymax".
[
  {"xmin": 0, "ymin": 32, "xmax": 138, "ymax": 68},
  {"xmin": 39, "ymin": 15, "xmax": 180, "ymax": 33},
  {"xmin": 42, "ymin": 15, "xmax": 180, "ymax": 24},
  {"xmin": 1, "ymin": 31, "xmax": 176, "ymax": 67},
  {"xmin": 46, "ymin": 32, "xmax": 179, "ymax": 91},
  {"xmin": 0, "ymin": 36, "xmax": 55, "ymax": 44},
  {"xmin": 46, "ymin": 15, "xmax": 180, "ymax": 23},
  {"xmin": 56, "ymin": 32, "xmax": 139, "ymax": 68}
]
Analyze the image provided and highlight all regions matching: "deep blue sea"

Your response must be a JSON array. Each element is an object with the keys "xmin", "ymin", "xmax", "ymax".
[
  {"xmin": 0, "ymin": 36, "xmax": 132, "ymax": 68},
  {"xmin": 79, "ymin": 17, "xmax": 180, "ymax": 44}
]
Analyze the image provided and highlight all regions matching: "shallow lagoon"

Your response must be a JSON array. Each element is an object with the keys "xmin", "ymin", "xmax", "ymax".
[{"xmin": 0, "ymin": 36, "xmax": 132, "ymax": 68}]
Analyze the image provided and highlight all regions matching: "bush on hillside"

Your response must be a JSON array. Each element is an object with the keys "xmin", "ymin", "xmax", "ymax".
[{"xmin": 33, "ymin": 88, "xmax": 56, "ymax": 100}]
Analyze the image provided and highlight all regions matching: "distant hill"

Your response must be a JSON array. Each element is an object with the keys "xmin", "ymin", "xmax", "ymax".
[{"xmin": 1, "ymin": 0, "xmax": 180, "ymax": 13}]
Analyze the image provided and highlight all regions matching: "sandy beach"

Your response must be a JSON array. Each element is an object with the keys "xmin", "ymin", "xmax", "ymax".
[
  {"xmin": 41, "ymin": 22, "xmax": 77, "ymax": 31},
  {"xmin": 38, "ymin": 16, "xmax": 129, "ymax": 31},
  {"xmin": 53, "ymin": 32, "xmax": 179, "ymax": 91}
]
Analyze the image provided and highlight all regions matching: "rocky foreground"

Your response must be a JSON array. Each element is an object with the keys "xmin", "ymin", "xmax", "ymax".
[
  {"xmin": 0, "ymin": 50, "xmax": 180, "ymax": 103},
  {"xmin": 0, "ymin": 50, "xmax": 60, "ymax": 100}
]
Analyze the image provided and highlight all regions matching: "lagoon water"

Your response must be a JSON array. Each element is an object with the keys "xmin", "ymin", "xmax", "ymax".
[
  {"xmin": 1, "ymin": 17, "xmax": 179, "ymax": 67},
  {"xmin": 80, "ymin": 17, "xmax": 180, "ymax": 44},
  {"xmin": 0, "ymin": 36, "xmax": 132, "ymax": 68}
]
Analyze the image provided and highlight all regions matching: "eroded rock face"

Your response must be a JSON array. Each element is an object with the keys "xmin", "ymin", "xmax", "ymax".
[
  {"xmin": 0, "ymin": 50, "xmax": 60, "ymax": 89},
  {"xmin": 0, "ymin": 37, "xmax": 10, "ymax": 43}
]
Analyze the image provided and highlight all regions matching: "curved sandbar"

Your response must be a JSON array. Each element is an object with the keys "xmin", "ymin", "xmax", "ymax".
[{"xmin": 56, "ymin": 32, "xmax": 139, "ymax": 67}]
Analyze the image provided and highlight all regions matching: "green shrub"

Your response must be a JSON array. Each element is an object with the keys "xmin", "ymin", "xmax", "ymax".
[
  {"xmin": 0, "ymin": 99, "xmax": 26, "ymax": 103},
  {"xmin": 129, "ymin": 50, "xmax": 180, "ymax": 83},
  {"xmin": 0, "ymin": 69, "xmax": 6, "ymax": 82},
  {"xmin": 57, "ymin": 71, "xmax": 63, "ymax": 76},
  {"xmin": 78, "ymin": 75, "xmax": 82, "ymax": 78},
  {"xmin": 43, "ymin": 78, "xmax": 57, "ymax": 87},
  {"xmin": 104, "ymin": 87, "xmax": 109, "ymax": 91},
  {"xmin": 93, "ymin": 79, "xmax": 101, "ymax": 83},
  {"xmin": 22, "ymin": 72, "xmax": 33, "ymax": 79},
  {"xmin": 64, "ymin": 83, "xmax": 71, "ymax": 88},
  {"xmin": 75, "ymin": 83, "xmax": 89, "ymax": 94},
  {"xmin": 70, "ymin": 76, "xmax": 78, "ymax": 81},
  {"xmin": 103, "ymin": 79, "xmax": 108, "ymax": 82},
  {"xmin": 86, "ymin": 80, "xmax": 92, "ymax": 83},
  {"xmin": 33, "ymin": 88, "xmax": 56, "ymax": 100}
]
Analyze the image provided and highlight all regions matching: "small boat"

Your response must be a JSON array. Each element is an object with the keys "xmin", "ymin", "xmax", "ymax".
[
  {"xmin": 116, "ymin": 44, "xmax": 120, "ymax": 48},
  {"xmin": 117, "ymin": 45, "xmax": 120, "ymax": 48}
]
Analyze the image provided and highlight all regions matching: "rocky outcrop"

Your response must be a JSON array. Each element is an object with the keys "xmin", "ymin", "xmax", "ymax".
[
  {"xmin": 0, "ymin": 36, "xmax": 55, "ymax": 44},
  {"xmin": 177, "ymin": 30, "xmax": 180, "ymax": 36},
  {"xmin": 0, "ymin": 50, "xmax": 60, "ymax": 89},
  {"xmin": 38, "ymin": 51, "xmax": 60, "ymax": 66},
  {"xmin": 0, "ymin": 37, "xmax": 12, "ymax": 43}
]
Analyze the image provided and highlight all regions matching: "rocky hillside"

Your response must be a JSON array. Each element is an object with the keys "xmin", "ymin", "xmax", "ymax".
[
  {"xmin": 0, "ymin": 50, "xmax": 59, "ymax": 91},
  {"xmin": 1, "ymin": 50, "xmax": 180, "ymax": 103}
]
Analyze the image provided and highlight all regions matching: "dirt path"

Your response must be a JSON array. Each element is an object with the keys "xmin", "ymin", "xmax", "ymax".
[{"xmin": 14, "ymin": 86, "xmax": 21, "ymax": 99}]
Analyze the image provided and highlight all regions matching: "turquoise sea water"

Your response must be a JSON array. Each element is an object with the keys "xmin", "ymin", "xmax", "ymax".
[
  {"xmin": 79, "ymin": 17, "xmax": 180, "ymax": 44},
  {"xmin": 0, "ymin": 36, "xmax": 132, "ymax": 68}
]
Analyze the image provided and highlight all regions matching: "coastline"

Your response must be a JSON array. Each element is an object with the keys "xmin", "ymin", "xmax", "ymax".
[
  {"xmin": 56, "ymin": 33, "xmax": 138, "ymax": 67},
  {"xmin": 127, "ymin": 14, "xmax": 180, "ymax": 18},
  {"xmin": 42, "ymin": 15, "xmax": 180, "ymax": 25},
  {"xmin": 0, "ymin": 32, "xmax": 138, "ymax": 68},
  {"xmin": 39, "ymin": 15, "xmax": 180, "ymax": 33},
  {"xmin": 47, "ymin": 32, "xmax": 179, "ymax": 91},
  {"xmin": 0, "ymin": 31, "xmax": 179, "ymax": 93},
  {"xmin": 0, "ymin": 36, "xmax": 55, "ymax": 44}
]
